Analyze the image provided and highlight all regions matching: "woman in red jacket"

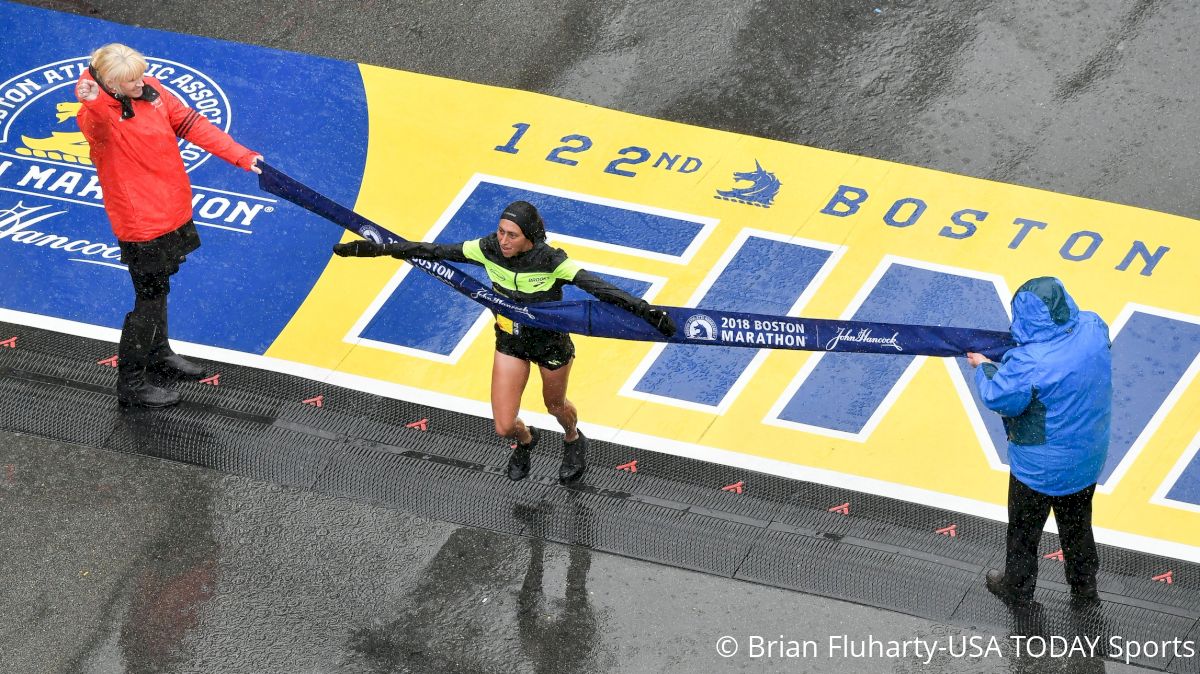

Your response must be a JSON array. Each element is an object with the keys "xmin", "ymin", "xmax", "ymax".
[{"xmin": 76, "ymin": 44, "xmax": 262, "ymax": 407}]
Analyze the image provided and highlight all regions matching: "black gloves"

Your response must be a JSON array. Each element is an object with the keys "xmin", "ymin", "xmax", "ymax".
[
  {"xmin": 642, "ymin": 306, "xmax": 676, "ymax": 338},
  {"xmin": 332, "ymin": 240, "xmax": 417, "ymax": 259},
  {"xmin": 333, "ymin": 240, "xmax": 385, "ymax": 257}
]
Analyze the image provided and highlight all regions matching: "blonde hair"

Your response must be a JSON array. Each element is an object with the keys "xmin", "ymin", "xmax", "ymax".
[{"xmin": 90, "ymin": 44, "xmax": 147, "ymax": 87}]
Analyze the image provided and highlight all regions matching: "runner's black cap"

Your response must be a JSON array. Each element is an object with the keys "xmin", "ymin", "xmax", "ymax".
[{"xmin": 500, "ymin": 201, "xmax": 545, "ymax": 243}]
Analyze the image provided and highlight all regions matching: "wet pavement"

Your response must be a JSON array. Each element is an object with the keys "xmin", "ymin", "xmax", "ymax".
[
  {"xmin": 25, "ymin": 0, "xmax": 1200, "ymax": 219},
  {"xmin": 7, "ymin": 0, "xmax": 1199, "ymax": 671},
  {"xmin": 1, "ymin": 428, "xmax": 1150, "ymax": 673}
]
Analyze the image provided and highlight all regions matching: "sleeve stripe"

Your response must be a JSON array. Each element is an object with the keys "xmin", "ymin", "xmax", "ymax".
[
  {"xmin": 180, "ymin": 110, "xmax": 200, "ymax": 137},
  {"xmin": 175, "ymin": 109, "xmax": 200, "ymax": 138}
]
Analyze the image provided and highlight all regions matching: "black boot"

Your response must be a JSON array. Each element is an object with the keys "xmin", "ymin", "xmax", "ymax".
[
  {"xmin": 150, "ymin": 351, "xmax": 207, "ymax": 381},
  {"xmin": 117, "ymin": 312, "xmax": 180, "ymax": 408},
  {"xmin": 148, "ymin": 308, "xmax": 206, "ymax": 381},
  {"xmin": 559, "ymin": 430, "xmax": 588, "ymax": 484},
  {"xmin": 507, "ymin": 427, "xmax": 539, "ymax": 481},
  {"xmin": 985, "ymin": 569, "xmax": 1034, "ymax": 607},
  {"xmin": 1070, "ymin": 577, "xmax": 1100, "ymax": 606}
]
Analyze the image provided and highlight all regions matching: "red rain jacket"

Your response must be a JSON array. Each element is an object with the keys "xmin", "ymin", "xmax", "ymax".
[{"xmin": 76, "ymin": 71, "xmax": 257, "ymax": 242}]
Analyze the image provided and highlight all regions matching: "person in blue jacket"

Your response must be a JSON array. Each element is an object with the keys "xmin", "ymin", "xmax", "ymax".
[{"xmin": 967, "ymin": 277, "xmax": 1112, "ymax": 607}]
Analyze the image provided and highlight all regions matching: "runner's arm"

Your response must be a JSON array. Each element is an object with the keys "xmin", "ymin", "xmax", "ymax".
[
  {"xmin": 568, "ymin": 267, "xmax": 676, "ymax": 337},
  {"xmin": 333, "ymin": 239, "xmax": 472, "ymax": 263}
]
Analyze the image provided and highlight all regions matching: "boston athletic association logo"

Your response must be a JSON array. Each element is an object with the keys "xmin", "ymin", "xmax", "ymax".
[
  {"xmin": 684, "ymin": 313, "xmax": 718, "ymax": 341},
  {"xmin": 0, "ymin": 57, "xmax": 272, "ymax": 268},
  {"xmin": 1, "ymin": 56, "xmax": 234, "ymax": 173}
]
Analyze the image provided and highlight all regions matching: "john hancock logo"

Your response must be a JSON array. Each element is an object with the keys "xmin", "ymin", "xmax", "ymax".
[
  {"xmin": 714, "ymin": 160, "xmax": 781, "ymax": 208},
  {"xmin": 1, "ymin": 56, "xmax": 233, "ymax": 174}
]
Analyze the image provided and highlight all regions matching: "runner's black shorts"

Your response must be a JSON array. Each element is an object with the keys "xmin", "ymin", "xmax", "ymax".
[{"xmin": 494, "ymin": 324, "xmax": 574, "ymax": 371}]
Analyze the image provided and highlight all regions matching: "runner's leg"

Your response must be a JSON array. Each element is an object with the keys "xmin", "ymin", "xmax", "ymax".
[
  {"xmin": 492, "ymin": 349, "xmax": 533, "ymax": 444},
  {"xmin": 539, "ymin": 358, "xmax": 578, "ymax": 442}
]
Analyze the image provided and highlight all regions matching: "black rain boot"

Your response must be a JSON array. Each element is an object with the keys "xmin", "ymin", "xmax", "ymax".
[
  {"xmin": 1069, "ymin": 577, "xmax": 1100, "ymax": 607},
  {"xmin": 150, "ymin": 351, "xmax": 207, "ymax": 381},
  {"xmin": 117, "ymin": 312, "xmax": 180, "ymax": 408},
  {"xmin": 985, "ymin": 569, "xmax": 1035, "ymax": 607},
  {"xmin": 148, "ymin": 308, "xmax": 206, "ymax": 381},
  {"xmin": 558, "ymin": 430, "xmax": 588, "ymax": 485},
  {"xmin": 507, "ymin": 427, "xmax": 539, "ymax": 481}
]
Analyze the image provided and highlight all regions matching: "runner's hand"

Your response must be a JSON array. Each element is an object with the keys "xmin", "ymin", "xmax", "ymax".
[
  {"xmin": 643, "ymin": 306, "xmax": 676, "ymax": 338},
  {"xmin": 333, "ymin": 240, "xmax": 385, "ymax": 257}
]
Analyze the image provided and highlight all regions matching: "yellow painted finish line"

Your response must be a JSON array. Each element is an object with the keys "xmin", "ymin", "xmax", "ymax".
[{"xmin": 269, "ymin": 64, "xmax": 1200, "ymax": 561}]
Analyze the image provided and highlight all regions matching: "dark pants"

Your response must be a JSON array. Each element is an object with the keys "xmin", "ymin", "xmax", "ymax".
[
  {"xmin": 129, "ymin": 268, "xmax": 171, "ymax": 348},
  {"xmin": 1005, "ymin": 473, "xmax": 1099, "ymax": 597},
  {"xmin": 116, "ymin": 267, "xmax": 173, "ymax": 383},
  {"xmin": 117, "ymin": 222, "xmax": 198, "ymax": 378}
]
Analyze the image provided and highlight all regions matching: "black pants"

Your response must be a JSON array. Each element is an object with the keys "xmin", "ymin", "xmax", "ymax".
[
  {"xmin": 117, "ymin": 222, "xmax": 198, "ymax": 374},
  {"xmin": 1005, "ymin": 473, "xmax": 1099, "ymax": 597},
  {"xmin": 130, "ymin": 269, "xmax": 170, "ymax": 342}
]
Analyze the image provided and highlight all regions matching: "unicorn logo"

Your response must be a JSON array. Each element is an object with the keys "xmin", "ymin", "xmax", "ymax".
[
  {"xmin": 684, "ymin": 314, "xmax": 718, "ymax": 341},
  {"xmin": 714, "ymin": 160, "xmax": 781, "ymax": 208}
]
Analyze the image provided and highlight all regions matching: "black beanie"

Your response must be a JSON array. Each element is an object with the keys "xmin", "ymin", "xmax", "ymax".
[{"xmin": 500, "ymin": 200, "xmax": 545, "ymax": 243}]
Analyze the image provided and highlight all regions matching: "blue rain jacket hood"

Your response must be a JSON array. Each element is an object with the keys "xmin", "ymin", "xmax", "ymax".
[{"xmin": 973, "ymin": 277, "xmax": 1112, "ymax": 496}]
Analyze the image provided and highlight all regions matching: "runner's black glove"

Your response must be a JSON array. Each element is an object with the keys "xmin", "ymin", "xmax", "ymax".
[
  {"xmin": 642, "ymin": 306, "xmax": 676, "ymax": 338},
  {"xmin": 333, "ymin": 241, "xmax": 421, "ymax": 259},
  {"xmin": 333, "ymin": 240, "xmax": 385, "ymax": 257}
]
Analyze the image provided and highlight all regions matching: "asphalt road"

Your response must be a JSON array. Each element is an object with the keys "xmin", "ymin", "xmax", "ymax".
[
  {"xmin": 24, "ymin": 0, "xmax": 1200, "ymax": 219},
  {"xmin": 6, "ymin": 429, "xmax": 1127, "ymax": 674},
  {"xmin": 6, "ymin": 0, "xmax": 1194, "ymax": 672}
]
